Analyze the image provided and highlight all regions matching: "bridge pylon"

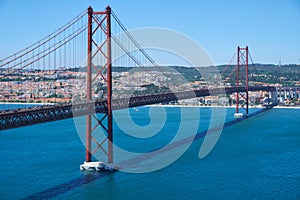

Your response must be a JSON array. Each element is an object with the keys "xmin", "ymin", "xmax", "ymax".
[
  {"xmin": 80, "ymin": 6, "xmax": 116, "ymax": 171},
  {"xmin": 234, "ymin": 46, "xmax": 249, "ymax": 118}
]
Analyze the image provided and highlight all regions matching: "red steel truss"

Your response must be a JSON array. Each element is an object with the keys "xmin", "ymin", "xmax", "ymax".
[
  {"xmin": 235, "ymin": 46, "xmax": 249, "ymax": 115},
  {"xmin": 86, "ymin": 6, "xmax": 113, "ymax": 163}
]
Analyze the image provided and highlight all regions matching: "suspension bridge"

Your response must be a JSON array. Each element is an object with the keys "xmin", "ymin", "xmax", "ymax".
[{"xmin": 0, "ymin": 6, "xmax": 277, "ymax": 170}]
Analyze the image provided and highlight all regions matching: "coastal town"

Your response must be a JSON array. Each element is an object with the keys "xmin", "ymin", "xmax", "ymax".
[{"xmin": 1, "ymin": 66, "xmax": 299, "ymax": 106}]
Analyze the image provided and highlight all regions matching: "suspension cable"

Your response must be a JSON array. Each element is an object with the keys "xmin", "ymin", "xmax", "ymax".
[{"xmin": 0, "ymin": 9, "xmax": 87, "ymax": 68}]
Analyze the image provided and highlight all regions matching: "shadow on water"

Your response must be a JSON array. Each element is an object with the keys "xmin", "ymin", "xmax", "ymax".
[
  {"xmin": 22, "ymin": 107, "xmax": 271, "ymax": 199},
  {"xmin": 21, "ymin": 171, "xmax": 116, "ymax": 200}
]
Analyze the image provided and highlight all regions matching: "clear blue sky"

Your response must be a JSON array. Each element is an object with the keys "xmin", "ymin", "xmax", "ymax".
[{"xmin": 0, "ymin": 0, "xmax": 299, "ymax": 65}]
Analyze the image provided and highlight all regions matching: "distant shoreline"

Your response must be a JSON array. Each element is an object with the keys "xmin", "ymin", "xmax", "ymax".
[
  {"xmin": 145, "ymin": 104, "xmax": 262, "ymax": 108},
  {"xmin": 1, "ymin": 102, "xmax": 299, "ymax": 109},
  {"xmin": 0, "ymin": 102, "xmax": 54, "ymax": 105},
  {"xmin": 273, "ymin": 106, "xmax": 300, "ymax": 109},
  {"xmin": 146, "ymin": 104, "xmax": 300, "ymax": 109}
]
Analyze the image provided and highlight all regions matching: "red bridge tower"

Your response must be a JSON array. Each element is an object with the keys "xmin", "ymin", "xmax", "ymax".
[
  {"xmin": 80, "ymin": 6, "xmax": 116, "ymax": 171},
  {"xmin": 234, "ymin": 46, "xmax": 249, "ymax": 118}
]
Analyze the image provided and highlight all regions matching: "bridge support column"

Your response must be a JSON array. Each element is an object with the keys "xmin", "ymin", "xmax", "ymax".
[
  {"xmin": 234, "ymin": 46, "xmax": 249, "ymax": 118},
  {"xmin": 85, "ymin": 6, "xmax": 93, "ymax": 163},
  {"xmin": 106, "ymin": 6, "xmax": 113, "ymax": 164},
  {"xmin": 81, "ymin": 6, "xmax": 116, "ymax": 171}
]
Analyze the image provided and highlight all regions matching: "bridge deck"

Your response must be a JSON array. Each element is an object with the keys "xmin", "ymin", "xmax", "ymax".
[{"xmin": 0, "ymin": 86, "xmax": 276, "ymax": 130}]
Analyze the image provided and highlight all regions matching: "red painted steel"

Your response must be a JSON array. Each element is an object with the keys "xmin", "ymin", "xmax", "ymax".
[
  {"xmin": 246, "ymin": 46, "xmax": 249, "ymax": 114},
  {"xmin": 235, "ymin": 46, "xmax": 249, "ymax": 115},
  {"xmin": 86, "ymin": 6, "xmax": 93, "ymax": 162},
  {"xmin": 236, "ymin": 46, "xmax": 240, "ymax": 113},
  {"xmin": 85, "ymin": 6, "xmax": 113, "ymax": 163},
  {"xmin": 105, "ymin": 6, "xmax": 113, "ymax": 163},
  {"xmin": 0, "ymin": 86, "xmax": 276, "ymax": 130}
]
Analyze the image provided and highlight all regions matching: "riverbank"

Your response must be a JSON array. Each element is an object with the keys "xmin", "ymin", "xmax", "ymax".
[
  {"xmin": 1, "ymin": 102, "xmax": 300, "ymax": 109},
  {"xmin": 273, "ymin": 105, "xmax": 300, "ymax": 109},
  {"xmin": 0, "ymin": 102, "xmax": 54, "ymax": 105},
  {"xmin": 146, "ymin": 104, "xmax": 262, "ymax": 108},
  {"xmin": 146, "ymin": 104, "xmax": 300, "ymax": 109}
]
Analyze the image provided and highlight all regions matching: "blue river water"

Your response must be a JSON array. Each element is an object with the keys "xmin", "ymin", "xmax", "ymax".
[{"xmin": 0, "ymin": 106, "xmax": 299, "ymax": 199}]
